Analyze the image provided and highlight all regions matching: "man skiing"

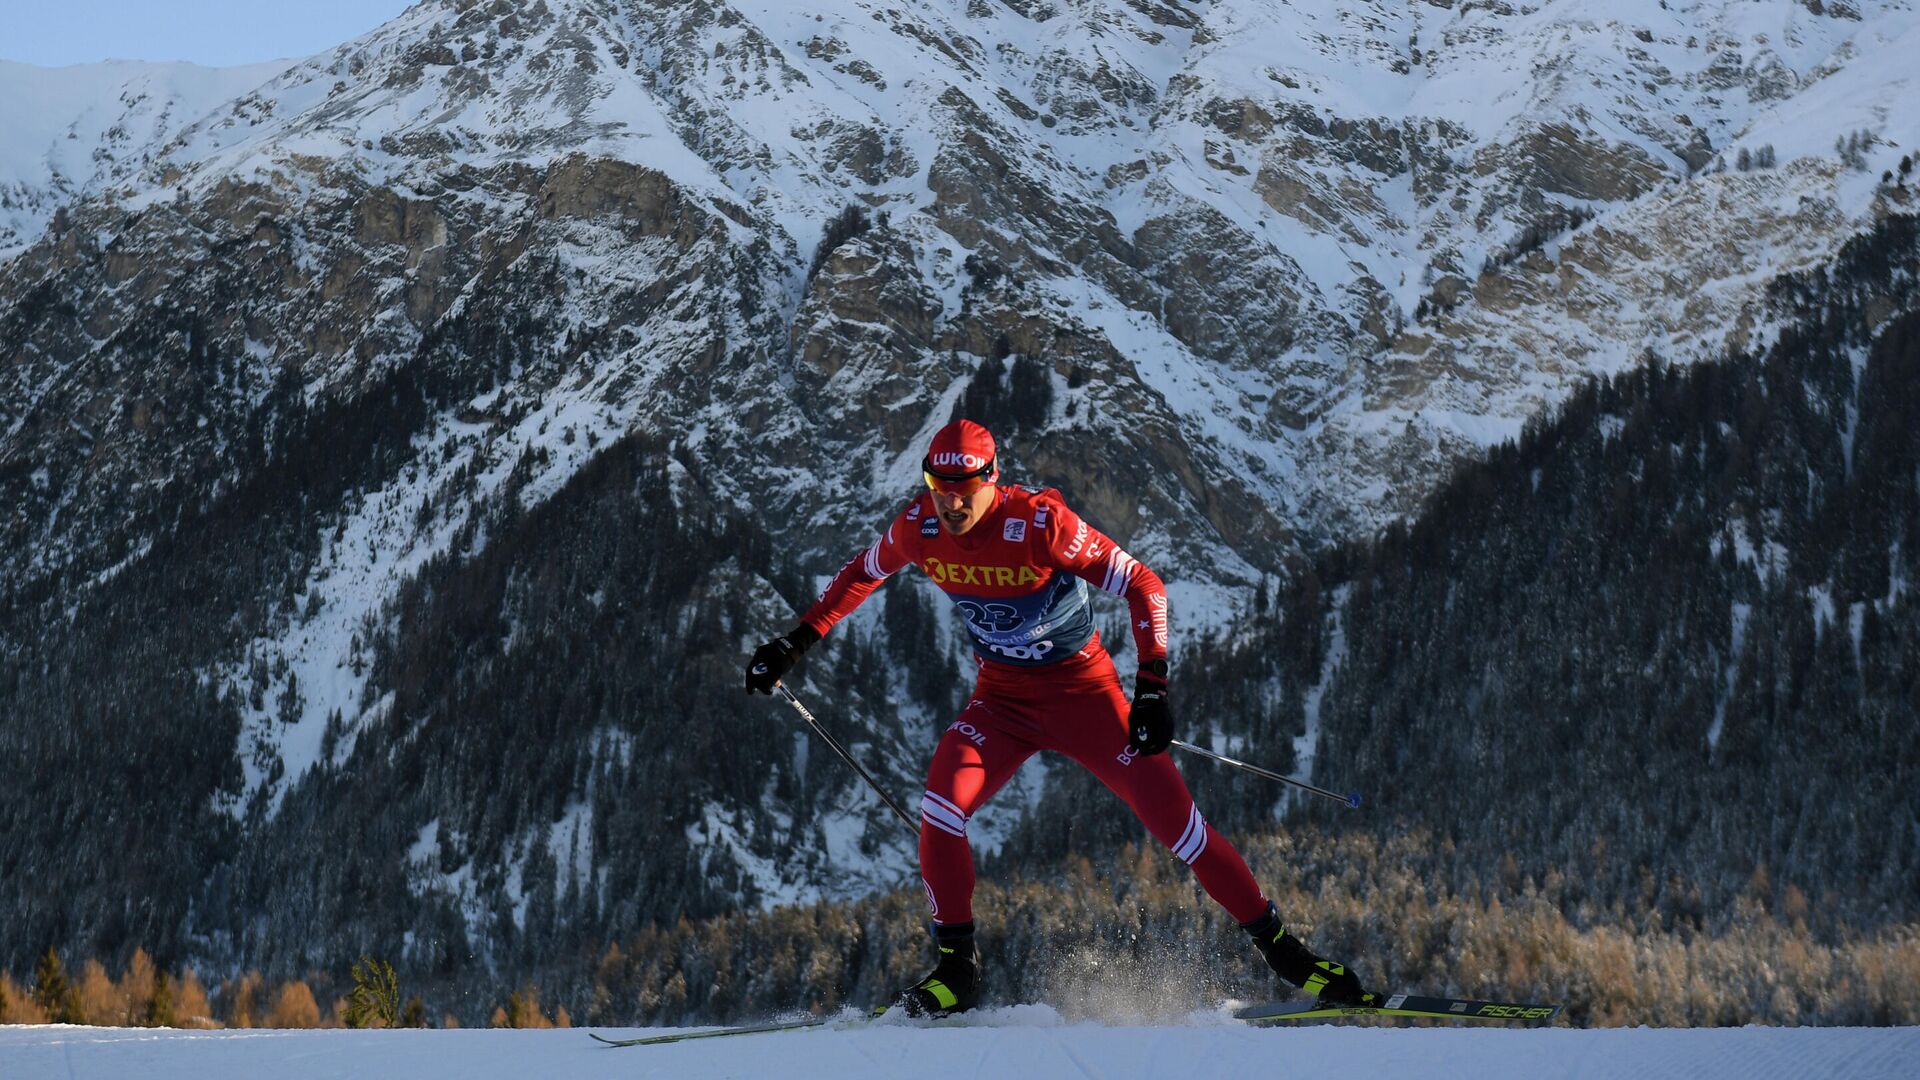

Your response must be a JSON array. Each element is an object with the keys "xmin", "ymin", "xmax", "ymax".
[{"xmin": 746, "ymin": 419, "xmax": 1377, "ymax": 1016}]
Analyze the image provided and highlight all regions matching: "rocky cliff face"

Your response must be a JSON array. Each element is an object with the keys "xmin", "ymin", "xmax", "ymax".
[
  {"xmin": 2, "ymin": 0, "xmax": 1916, "ymax": 976},
  {"xmin": 12, "ymin": 1, "xmax": 1913, "ymax": 593}
]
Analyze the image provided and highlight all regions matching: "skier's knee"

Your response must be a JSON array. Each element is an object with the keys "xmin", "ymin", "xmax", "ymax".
[
  {"xmin": 921, "ymin": 790, "xmax": 970, "ymax": 838},
  {"xmin": 1167, "ymin": 803, "xmax": 1209, "ymax": 865}
]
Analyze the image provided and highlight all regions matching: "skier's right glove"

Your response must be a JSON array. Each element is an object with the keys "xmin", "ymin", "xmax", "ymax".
[
  {"xmin": 745, "ymin": 624, "xmax": 821, "ymax": 694},
  {"xmin": 1128, "ymin": 659, "xmax": 1172, "ymax": 755}
]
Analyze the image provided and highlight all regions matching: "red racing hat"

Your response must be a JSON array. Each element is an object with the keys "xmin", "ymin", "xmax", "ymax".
[{"xmin": 924, "ymin": 419, "xmax": 998, "ymax": 494}]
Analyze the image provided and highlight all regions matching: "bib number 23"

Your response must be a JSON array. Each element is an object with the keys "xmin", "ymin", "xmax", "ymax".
[{"xmin": 956, "ymin": 600, "xmax": 1024, "ymax": 634}]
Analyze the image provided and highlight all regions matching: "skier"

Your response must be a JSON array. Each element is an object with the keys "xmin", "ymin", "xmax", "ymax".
[{"xmin": 745, "ymin": 419, "xmax": 1378, "ymax": 1016}]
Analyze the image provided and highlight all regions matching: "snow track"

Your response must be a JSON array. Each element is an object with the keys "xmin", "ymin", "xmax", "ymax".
[{"xmin": 3, "ymin": 1014, "xmax": 1916, "ymax": 1080}]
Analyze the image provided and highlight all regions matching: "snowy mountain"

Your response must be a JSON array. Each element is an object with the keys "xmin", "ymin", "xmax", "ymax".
[
  {"xmin": 1, "ymin": 0, "xmax": 1916, "ymax": 993},
  {"xmin": 9, "ymin": 0, "xmax": 1917, "ymax": 591},
  {"xmin": 0, "ymin": 59, "xmax": 291, "ymax": 257}
]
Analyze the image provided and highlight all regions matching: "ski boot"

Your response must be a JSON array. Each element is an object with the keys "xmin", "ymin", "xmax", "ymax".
[
  {"xmin": 892, "ymin": 921, "xmax": 983, "ymax": 1017},
  {"xmin": 1243, "ymin": 902, "xmax": 1379, "ymax": 1008}
]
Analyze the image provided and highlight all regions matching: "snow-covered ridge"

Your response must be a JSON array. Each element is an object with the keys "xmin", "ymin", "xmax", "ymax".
[
  {"xmin": 8, "ymin": 1, "xmax": 1917, "ymax": 539},
  {"xmin": 0, "ymin": 58, "xmax": 291, "ymax": 257}
]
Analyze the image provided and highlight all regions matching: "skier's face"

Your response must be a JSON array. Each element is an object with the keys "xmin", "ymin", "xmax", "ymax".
[
  {"xmin": 931, "ymin": 482, "xmax": 996, "ymax": 535},
  {"xmin": 924, "ymin": 456, "xmax": 997, "ymax": 535}
]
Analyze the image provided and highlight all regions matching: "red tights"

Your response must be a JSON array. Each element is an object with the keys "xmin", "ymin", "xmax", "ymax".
[{"xmin": 916, "ymin": 640, "xmax": 1269, "ymax": 926}]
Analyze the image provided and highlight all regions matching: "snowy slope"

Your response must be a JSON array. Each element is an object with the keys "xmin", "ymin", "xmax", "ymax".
[
  {"xmin": 3, "ymin": 1015, "xmax": 1917, "ymax": 1080},
  {"xmin": 0, "ymin": 58, "xmax": 290, "ymax": 256}
]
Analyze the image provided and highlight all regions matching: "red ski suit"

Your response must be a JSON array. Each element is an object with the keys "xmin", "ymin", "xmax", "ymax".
[{"xmin": 801, "ymin": 485, "xmax": 1268, "ymax": 926}]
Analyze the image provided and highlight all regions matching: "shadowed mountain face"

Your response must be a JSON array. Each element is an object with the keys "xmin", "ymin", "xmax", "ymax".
[
  {"xmin": 0, "ymin": 0, "xmax": 1915, "ymax": 994},
  {"xmin": 1196, "ymin": 215, "xmax": 1920, "ymax": 940}
]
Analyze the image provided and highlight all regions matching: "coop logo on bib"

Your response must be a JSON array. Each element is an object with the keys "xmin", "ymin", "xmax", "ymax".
[{"xmin": 988, "ymin": 640, "xmax": 1055, "ymax": 662}]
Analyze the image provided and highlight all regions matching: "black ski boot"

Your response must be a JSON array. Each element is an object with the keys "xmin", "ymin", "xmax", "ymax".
[
  {"xmin": 892, "ymin": 921, "xmax": 982, "ymax": 1018},
  {"xmin": 1242, "ymin": 902, "xmax": 1379, "ymax": 1008}
]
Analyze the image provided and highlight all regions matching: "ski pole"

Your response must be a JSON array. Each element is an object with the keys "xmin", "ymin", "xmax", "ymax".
[
  {"xmin": 1169, "ymin": 739, "xmax": 1362, "ymax": 809},
  {"xmin": 774, "ymin": 683, "xmax": 921, "ymax": 839}
]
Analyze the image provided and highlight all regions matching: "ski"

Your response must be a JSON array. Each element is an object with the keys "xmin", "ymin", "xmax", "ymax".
[
  {"xmin": 590, "ymin": 992, "xmax": 1561, "ymax": 1046},
  {"xmin": 591, "ymin": 1000, "xmax": 1024, "ymax": 1048},
  {"xmin": 590, "ymin": 1013, "xmax": 856, "ymax": 1047},
  {"xmin": 1236, "ymin": 993, "xmax": 1562, "ymax": 1024}
]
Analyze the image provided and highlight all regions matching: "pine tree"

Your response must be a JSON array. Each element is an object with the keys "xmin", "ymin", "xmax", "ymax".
[
  {"xmin": 807, "ymin": 204, "xmax": 873, "ymax": 282},
  {"xmin": 147, "ymin": 971, "xmax": 177, "ymax": 1028},
  {"xmin": 32, "ymin": 947, "xmax": 80, "ymax": 1024},
  {"xmin": 951, "ymin": 354, "xmax": 1009, "ymax": 428},
  {"xmin": 345, "ymin": 956, "xmax": 401, "ymax": 1028},
  {"xmin": 1008, "ymin": 354, "xmax": 1055, "ymax": 430}
]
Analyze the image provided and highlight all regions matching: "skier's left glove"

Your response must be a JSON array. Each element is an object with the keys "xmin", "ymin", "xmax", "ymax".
[
  {"xmin": 1128, "ymin": 659, "xmax": 1172, "ymax": 755},
  {"xmin": 746, "ymin": 624, "xmax": 821, "ymax": 694}
]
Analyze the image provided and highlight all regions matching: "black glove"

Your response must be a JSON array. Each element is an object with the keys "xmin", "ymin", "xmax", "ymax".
[
  {"xmin": 745, "ymin": 624, "xmax": 820, "ymax": 694},
  {"xmin": 1128, "ymin": 659, "xmax": 1172, "ymax": 755}
]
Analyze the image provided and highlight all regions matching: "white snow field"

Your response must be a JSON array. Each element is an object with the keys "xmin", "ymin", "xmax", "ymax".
[{"xmin": 3, "ymin": 1009, "xmax": 1916, "ymax": 1080}]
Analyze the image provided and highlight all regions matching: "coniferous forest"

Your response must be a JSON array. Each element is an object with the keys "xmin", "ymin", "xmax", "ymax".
[{"xmin": 2, "ymin": 215, "xmax": 1917, "ymax": 1027}]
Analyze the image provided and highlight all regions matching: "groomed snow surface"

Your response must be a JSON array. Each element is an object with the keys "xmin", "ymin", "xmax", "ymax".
[{"xmin": 4, "ymin": 1007, "xmax": 1916, "ymax": 1080}]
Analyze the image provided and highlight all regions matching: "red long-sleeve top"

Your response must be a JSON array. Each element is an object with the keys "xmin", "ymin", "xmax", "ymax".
[{"xmin": 800, "ymin": 485, "xmax": 1169, "ymax": 668}]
